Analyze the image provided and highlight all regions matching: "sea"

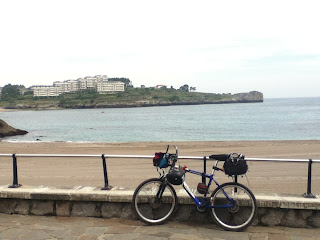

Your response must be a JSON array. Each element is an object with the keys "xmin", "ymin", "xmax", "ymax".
[{"xmin": 1, "ymin": 97, "xmax": 320, "ymax": 143}]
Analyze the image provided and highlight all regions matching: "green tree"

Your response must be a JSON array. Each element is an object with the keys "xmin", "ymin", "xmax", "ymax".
[
  {"xmin": 108, "ymin": 77, "xmax": 132, "ymax": 88},
  {"xmin": 179, "ymin": 84, "xmax": 189, "ymax": 92},
  {"xmin": 1, "ymin": 84, "xmax": 21, "ymax": 98},
  {"xmin": 24, "ymin": 90, "xmax": 33, "ymax": 96}
]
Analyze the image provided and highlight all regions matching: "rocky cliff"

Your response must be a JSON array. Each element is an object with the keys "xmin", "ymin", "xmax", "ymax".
[
  {"xmin": 232, "ymin": 91, "xmax": 263, "ymax": 102},
  {"xmin": 0, "ymin": 119, "xmax": 28, "ymax": 138}
]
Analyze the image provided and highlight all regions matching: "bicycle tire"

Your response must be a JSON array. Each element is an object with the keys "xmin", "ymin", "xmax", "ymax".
[
  {"xmin": 210, "ymin": 182, "xmax": 257, "ymax": 231},
  {"xmin": 132, "ymin": 178, "xmax": 177, "ymax": 225}
]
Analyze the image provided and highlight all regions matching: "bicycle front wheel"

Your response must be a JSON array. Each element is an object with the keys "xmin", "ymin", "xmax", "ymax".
[
  {"xmin": 132, "ymin": 178, "xmax": 177, "ymax": 225},
  {"xmin": 210, "ymin": 182, "xmax": 257, "ymax": 231}
]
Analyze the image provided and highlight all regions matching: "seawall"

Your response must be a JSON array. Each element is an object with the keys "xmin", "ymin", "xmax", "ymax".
[{"xmin": 1, "ymin": 185, "xmax": 319, "ymax": 228}]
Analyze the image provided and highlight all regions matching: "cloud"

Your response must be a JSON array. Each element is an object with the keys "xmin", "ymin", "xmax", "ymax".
[{"xmin": 0, "ymin": 0, "xmax": 320, "ymax": 97}]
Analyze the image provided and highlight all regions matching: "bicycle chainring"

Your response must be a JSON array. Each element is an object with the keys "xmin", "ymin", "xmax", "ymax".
[{"xmin": 196, "ymin": 205, "xmax": 207, "ymax": 213}]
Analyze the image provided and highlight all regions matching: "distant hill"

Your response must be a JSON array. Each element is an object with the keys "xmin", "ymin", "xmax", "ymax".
[{"xmin": 0, "ymin": 88, "xmax": 263, "ymax": 110}]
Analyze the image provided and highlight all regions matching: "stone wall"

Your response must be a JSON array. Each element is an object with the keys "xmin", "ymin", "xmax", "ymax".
[
  {"xmin": 1, "ymin": 198, "xmax": 320, "ymax": 228},
  {"xmin": 0, "ymin": 185, "xmax": 319, "ymax": 228}
]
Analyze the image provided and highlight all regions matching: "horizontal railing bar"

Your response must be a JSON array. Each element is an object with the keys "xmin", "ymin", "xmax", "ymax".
[
  {"xmin": 245, "ymin": 158, "xmax": 320, "ymax": 163},
  {"xmin": 0, "ymin": 154, "xmax": 101, "ymax": 158},
  {"xmin": 0, "ymin": 154, "xmax": 155, "ymax": 158},
  {"xmin": 104, "ymin": 154, "xmax": 155, "ymax": 159},
  {"xmin": 0, "ymin": 154, "xmax": 13, "ymax": 157},
  {"xmin": 181, "ymin": 156, "xmax": 320, "ymax": 163},
  {"xmin": 0, "ymin": 153, "xmax": 320, "ymax": 163}
]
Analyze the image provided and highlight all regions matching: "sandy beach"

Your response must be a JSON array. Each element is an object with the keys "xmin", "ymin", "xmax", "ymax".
[
  {"xmin": 0, "ymin": 108, "xmax": 17, "ymax": 112},
  {"xmin": 0, "ymin": 140, "xmax": 320, "ymax": 195}
]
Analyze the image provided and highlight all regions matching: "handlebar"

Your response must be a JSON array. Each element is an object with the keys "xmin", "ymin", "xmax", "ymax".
[{"xmin": 165, "ymin": 145, "xmax": 178, "ymax": 157}]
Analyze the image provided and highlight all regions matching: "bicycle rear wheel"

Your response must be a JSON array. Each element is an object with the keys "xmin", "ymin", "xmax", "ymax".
[
  {"xmin": 210, "ymin": 182, "xmax": 257, "ymax": 231},
  {"xmin": 132, "ymin": 178, "xmax": 177, "ymax": 225}
]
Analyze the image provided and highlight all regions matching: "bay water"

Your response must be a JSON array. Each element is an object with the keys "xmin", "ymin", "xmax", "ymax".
[{"xmin": 1, "ymin": 97, "xmax": 320, "ymax": 142}]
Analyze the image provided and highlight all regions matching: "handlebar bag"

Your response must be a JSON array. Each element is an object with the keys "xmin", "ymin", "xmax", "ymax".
[
  {"xmin": 223, "ymin": 156, "xmax": 248, "ymax": 176},
  {"xmin": 153, "ymin": 152, "xmax": 168, "ymax": 168}
]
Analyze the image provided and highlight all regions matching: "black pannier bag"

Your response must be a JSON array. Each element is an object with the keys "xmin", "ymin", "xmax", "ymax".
[
  {"xmin": 223, "ymin": 154, "xmax": 248, "ymax": 176},
  {"xmin": 153, "ymin": 152, "xmax": 168, "ymax": 168}
]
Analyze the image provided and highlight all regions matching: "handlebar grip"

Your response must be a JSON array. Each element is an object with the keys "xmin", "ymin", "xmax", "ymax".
[{"xmin": 209, "ymin": 154, "xmax": 229, "ymax": 161}]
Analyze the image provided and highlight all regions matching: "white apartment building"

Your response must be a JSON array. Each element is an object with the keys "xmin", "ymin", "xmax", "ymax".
[
  {"xmin": 31, "ymin": 86, "xmax": 60, "ymax": 97},
  {"xmin": 53, "ymin": 80, "xmax": 80, "ymax": 94},
  {"xmin": 78, "ymin": 75, "xmax": 108, "ymax": 90},
  {"xmin": 68, "ymin": 80, "xmax": 80, "ymax": 92},
  {"xmin": 95, "ymin": 75, "xmax": 108, "ymax": 81},
  {"xmin": 53, "ymin": 81, "xmax": 69, "ymax": 94},
  {"xmin": 78, "ymin": 78, "xmax": 87, "ymax": 91},
  {"xmin": 85, "ymin": 76, "xmax": 99, "ymax": 89},
  {"xmin": 31, "ymin": 75, "xmax": 125, "ymax": 97},
  {"xmin": 97, "ymin": 81, "xmax": 125, "ymax": 93}
]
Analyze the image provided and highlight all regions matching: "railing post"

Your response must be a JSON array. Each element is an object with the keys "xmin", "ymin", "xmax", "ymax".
[
  {"xmin": 9, "ymin": 154, "xmax": 22, "ymax": 188},
  {"xmin": 202, "ymin": 156, "xmax": 207, "ymax": 184},
  {"xmin": 101, "ymin": 154, "xmax": 112, "ymax": 190},
  {"xmin": 304, "ymin": 159, "xmax": 315, "ymax": 198}
]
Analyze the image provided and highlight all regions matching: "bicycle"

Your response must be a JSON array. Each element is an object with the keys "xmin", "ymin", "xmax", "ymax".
[{"xmin": 132, "ymin": 145, "xmax": 257, "ymax": 232}]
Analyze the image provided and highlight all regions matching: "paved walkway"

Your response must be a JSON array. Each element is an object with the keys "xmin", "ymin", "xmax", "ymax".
[{"xmin": 1, "ymin": 214, "xmax": 320, "ymax": 240}]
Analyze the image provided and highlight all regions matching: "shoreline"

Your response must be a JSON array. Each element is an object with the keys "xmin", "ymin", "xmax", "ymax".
[
  {"xmin": 0, "ymin": 108, "xmax": 17, "ymax": 112},
  {"xmin": 2, "ymin": 139, "xmax": 320, "ymax": 145},
  {"xmin": 0, "ymin": 107, "xmax": 63, "ymax": 112},
  {"xmin": 0, "ymin": 99, "xmax": 263, "ymax": 112}
]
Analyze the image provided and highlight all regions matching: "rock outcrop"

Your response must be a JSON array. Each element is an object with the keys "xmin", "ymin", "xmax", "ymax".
[
  {"xmin": 0, "ymin": 119, "xmax": 28, "ymax": 138},
  {"xmin": 232, "ymin": 91, "xmax": 264, "ymax": 102}
]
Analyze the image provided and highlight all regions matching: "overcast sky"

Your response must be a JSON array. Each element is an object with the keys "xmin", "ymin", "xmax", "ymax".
[{"xmin": 1, "ymin": 0, "xmax": 319, "ymax": 98}]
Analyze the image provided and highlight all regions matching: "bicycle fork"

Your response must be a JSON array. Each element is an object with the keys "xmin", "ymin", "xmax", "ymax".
[{"xmin": 156, "ymin": 181, "xmax": 168, "ymax": 200}]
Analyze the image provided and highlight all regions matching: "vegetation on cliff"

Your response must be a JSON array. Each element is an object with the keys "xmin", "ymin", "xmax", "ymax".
[{"xmin": 0, "ymin": 87, "xmax": 263, "ymax": 110}]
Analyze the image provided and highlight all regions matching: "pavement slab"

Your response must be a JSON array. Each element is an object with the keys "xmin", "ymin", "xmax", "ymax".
[{"xmin": 1, "ymin": 213, "xmax": 320, "ymax": 240}]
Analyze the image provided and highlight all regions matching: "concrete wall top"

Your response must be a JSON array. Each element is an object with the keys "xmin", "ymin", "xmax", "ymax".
[{"xmin": 1, "ymin": 185, "xmax": 319, "ymax": 210}]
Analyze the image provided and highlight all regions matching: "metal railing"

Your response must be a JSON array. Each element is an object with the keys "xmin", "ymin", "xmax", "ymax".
[
  {"xmin": 245, "ymin": 157, "xmax": 320, "ymax": 198},
  {"xmin": 0, "ymin": 153, "xmax": 319, "ymax": 198}
]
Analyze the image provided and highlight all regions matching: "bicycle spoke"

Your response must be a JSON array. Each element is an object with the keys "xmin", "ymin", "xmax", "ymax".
[
  {"xmin": 210, "ymin": 183, "xmax": 257, "ymax": 231},
  {"xmin": 132, "ymin": 178, "xmax": 177, "ymax": 224}
]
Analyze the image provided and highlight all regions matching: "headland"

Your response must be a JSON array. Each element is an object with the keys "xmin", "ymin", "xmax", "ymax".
[{"xmin": 0, "ymin": 89, "xmax": 263, "ymax": 110}]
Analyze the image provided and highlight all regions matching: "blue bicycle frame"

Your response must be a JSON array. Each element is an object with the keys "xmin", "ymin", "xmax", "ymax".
[{"xmin": 182, "ymin": 167, "xmax": 236, "ymax": 209}]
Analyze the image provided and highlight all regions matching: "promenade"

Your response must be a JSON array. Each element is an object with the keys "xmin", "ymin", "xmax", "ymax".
[
  {"xmin": 1, "ymin": 213, "xmax": 320, "ymax": 240},
  {"xmin": 1, "ymin": 141, "xmax": 320, "ymax": 238}
]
